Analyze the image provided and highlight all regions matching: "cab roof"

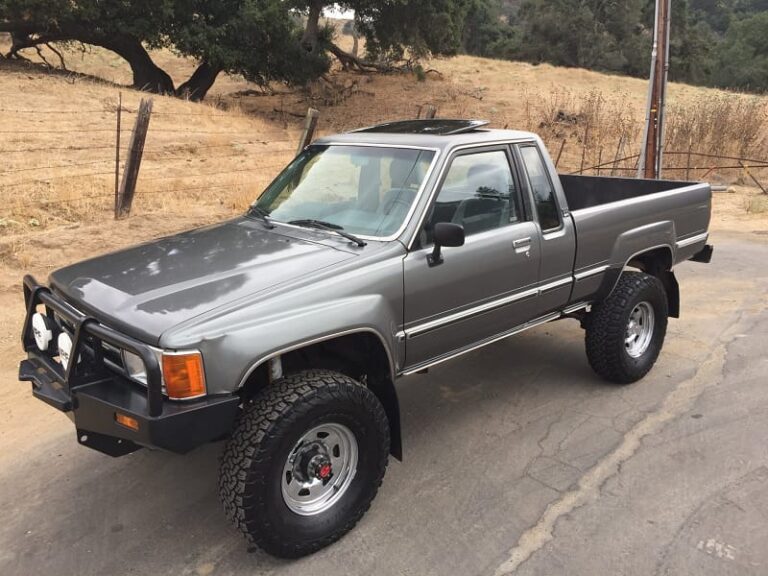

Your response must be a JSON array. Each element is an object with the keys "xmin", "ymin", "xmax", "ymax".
[{"xmin": 314, "ymin": 119, "xmax": 538, "ymax": 152}]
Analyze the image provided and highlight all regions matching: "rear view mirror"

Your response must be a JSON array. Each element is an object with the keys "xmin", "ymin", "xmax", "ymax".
[{"xmin": 428, "ymin": 222, "xmax": 465, "ymax": 267}]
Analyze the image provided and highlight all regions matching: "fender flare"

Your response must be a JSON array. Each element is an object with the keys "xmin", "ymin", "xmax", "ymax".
[
  {"xmin": 236, "ymin": 328, "xmax": 404, "ymax": 460},
  {"xmin": 597, "ymin": 244, "xmax": 680, "ymax": 318}
]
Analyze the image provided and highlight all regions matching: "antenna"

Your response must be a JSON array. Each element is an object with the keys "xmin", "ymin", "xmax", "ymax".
[{"xmin": 638, "ymin": 0, "xmax": 671, "ymax": 179}]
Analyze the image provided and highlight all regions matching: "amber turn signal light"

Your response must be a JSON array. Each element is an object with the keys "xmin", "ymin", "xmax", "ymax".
[
  {"xmin": 115, "ymin": 412, "xmax": 140, "ymax": 431},
  {"xmin": 162, "ymin": 352, "xmax": 206, "ymax": 400}
]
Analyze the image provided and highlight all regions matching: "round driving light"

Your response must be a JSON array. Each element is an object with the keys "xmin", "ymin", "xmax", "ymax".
[
  {"xmin": 31, "ymin": 312, "xmax": 54, "ymax": 351},
  {"xmin": 58, "ymin": 332, "xmax": 74, "ymax": 370}
]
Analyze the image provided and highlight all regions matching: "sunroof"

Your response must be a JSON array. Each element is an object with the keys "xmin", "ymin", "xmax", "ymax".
[{"xmin": 355, "ymin": 119, "xmax": 490, "ymax": 135}]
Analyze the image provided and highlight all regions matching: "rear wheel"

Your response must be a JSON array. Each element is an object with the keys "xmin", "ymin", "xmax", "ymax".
[
  {"xmin": 218, "ymin": 370, "xmax": 389, "ymax": 558},
  {"xmin": 585, "ymin": 271, "xmax": 668, "ymax": 383}
]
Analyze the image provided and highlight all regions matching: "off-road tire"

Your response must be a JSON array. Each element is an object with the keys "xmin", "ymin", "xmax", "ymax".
[
  {"xmin": 218, "ymin": 369, "xmax": 390, "ymax": 558},
  {"xmin": 585, "ymin": 271, "xmax": 668, "ymax": 384}
]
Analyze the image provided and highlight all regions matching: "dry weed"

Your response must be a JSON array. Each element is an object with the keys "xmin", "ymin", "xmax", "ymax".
[
  {"xmin": 527, "ymin": 88, "xmax": 641, "ymax": 175},
  {"xmin": 744, "ymin": 194, "xmax": 768, "ymax": 214}
]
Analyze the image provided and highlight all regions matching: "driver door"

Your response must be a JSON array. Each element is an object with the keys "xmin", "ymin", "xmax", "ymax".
[{"xmin": 402, "ymin": 146, "xmax": 541, "ymax": 369}]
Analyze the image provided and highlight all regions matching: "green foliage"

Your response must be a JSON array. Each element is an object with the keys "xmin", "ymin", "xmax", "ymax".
[
  {"xmin": 0, "ymin": 0, "xmax": 327, "ymax": 95},
  {"xmin": 513, "ymin": 0, "xmax": 647, "ymax": 72},
  {"xmin": 712, "ymin": 12, "xmax": 768, "ymax": 91},
  {"xmin": 170, "ymin": 0, "xmax": 328, "ymax": 86},
  {"xmin": 3, "ymin": 0, "xmax": 768, "ymax": 95},
  {"xmin": 0, "ymin": 0, "xmax": 174, "ymax": 43},
  {"xmin": 462, "ymin": 0, "xmax": 519, "ymax": 59},
  {"xmin": 460, "ymin": 0, "xmax": 768, "ymax": 93},
  {"xmin": 358, "ymin": 0, "xmax": 474, "ymax": 61}
]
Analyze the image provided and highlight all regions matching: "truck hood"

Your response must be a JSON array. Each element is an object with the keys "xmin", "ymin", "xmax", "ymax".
[{"xmin": 49, "ymin": 217, "xmax": 359, "ymax": 344}]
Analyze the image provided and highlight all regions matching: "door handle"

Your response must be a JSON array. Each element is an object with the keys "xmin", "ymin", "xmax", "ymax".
[
  {"xmin": 513, "ymin": 237, "xmax": 532, "ymax": 248},
  {"xmin": 513, "ymin": 237, "xmax": 532, "ymax": 257}
]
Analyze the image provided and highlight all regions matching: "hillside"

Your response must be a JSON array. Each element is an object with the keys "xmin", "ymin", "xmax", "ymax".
[
  {"xmin": 1, "ymin": 43, "xmax": 767, "ymax": 276},
  {"xmin": 0, "ymin": 43, "xmax": 767, "ymax": 465}
]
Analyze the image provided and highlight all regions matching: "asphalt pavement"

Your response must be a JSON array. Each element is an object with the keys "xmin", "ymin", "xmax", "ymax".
[{"xmin": 1, "ymin": 230, "xmax": 766, "ymax": 576}]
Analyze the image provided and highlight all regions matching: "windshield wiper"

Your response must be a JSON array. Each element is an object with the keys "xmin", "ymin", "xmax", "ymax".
[
  {"xmin": 288, "ymin": 219, "xmax": 367, "ymax": 247},
  {"xmin": 248, "ymin": 205, "xmax": 275, "ymax": 229}
]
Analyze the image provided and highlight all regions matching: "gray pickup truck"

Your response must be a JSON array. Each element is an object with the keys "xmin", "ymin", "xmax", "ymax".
[{"xmin": 19, "ymin": 119, "xmax": 713, "ymax": 557}]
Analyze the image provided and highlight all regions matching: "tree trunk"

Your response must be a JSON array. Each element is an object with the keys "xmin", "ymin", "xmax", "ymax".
[
  {"xmin": 301, "ymin": 0, "xmax": 324, "ymax": 53},
  {"xmin": 100, "ymin": 35, "xmax": 175, "ymax": 94},
  {"xmin": 176, "ymin": 62, "xmax": 221, "ymax": 102}
]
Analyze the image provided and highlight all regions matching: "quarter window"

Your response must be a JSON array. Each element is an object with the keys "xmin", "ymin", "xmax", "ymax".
[
  {"xmin": 520, "ymin": 146, "xmax": 561, "ymax": 231},
  {"xmin": 427, "ymin": 150, "xmax": 521, "ymax": 241}
]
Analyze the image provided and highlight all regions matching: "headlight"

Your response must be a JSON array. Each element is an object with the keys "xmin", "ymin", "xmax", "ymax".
[
  {"xmin": 122, "ymin": 350, "xmax": 149, "ymax": 384},
  {"xmin": 31, "ymin": 312, "xmax": 54, "ymax": 351},
  {"xmin": 122, "ymin": 348, "xmax": 206, "ymax": 400}
]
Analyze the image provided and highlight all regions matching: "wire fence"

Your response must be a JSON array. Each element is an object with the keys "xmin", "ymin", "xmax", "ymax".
[
  {"xmin": 2, "ymin": 100, "xmax": 767, "ymax": 227},
  {"xmin": 550, "ymin": 138, "xmax": 768, "ymax": 191},
  {"xmin": 0, "ymin": 98, "xmax": 309, "ymax": 220}
]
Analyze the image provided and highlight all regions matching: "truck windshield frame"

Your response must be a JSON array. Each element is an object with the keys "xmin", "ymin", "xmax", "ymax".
[{"xmin": 253, "ymin": 144, "xmax": 439, "ymax": 241}]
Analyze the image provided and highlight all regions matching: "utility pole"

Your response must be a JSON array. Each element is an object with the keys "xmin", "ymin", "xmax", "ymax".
[{"xmin": 638, "ymin": 0, "xmax": 671, "ymax": 179}]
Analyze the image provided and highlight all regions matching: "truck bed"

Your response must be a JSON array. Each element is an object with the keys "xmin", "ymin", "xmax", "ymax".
[
  {"xmin": 559, "ymin": 174, "xmax": 697, "ymax": 211},
  {"xmin": 559, "ymin": 174, "xmax": 712, "ymax": 305}
]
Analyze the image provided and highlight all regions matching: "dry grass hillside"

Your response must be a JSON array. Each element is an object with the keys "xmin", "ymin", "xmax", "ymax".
[{"xmin": 1, "ymin": 31, "xmax": 767, "ymax": 277}]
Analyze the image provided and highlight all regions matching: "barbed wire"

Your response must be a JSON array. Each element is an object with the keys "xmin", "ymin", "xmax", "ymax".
[
  {"xmin": 138, "ymin": 163, "xmax": 287, "ymax": 181},
  {"xmin": 0, "ymin": 144, "xmax": 120, "ymax": 153},
  {"xmin": 0, "ymin": 158, "xmax": 113, "ymax": 176},
  {"xmin": 1, "ymin": 170, "xmax": 116, "ymax": 188},
  {"xmin": 13, "ymin": 183, "xmax": 266, "ymax": 208},
  {"xmin": 0, "ymin": 107, "xmax": 286, "ymax": 119},
  {"xmin": 0, "ymin": 108, "xmax": 111, "ymax": 114}
]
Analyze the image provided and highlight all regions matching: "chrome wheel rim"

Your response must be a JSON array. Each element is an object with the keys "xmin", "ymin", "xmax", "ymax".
[
  {"xmin": 625, "ymin": 301, "xmax": 655, "ymax": 358},
  {"xmin": 281, "ymin": 422, "xmax": 358, "ymax": 516}
]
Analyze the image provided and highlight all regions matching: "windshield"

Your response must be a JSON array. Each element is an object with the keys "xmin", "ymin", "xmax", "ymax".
[{"xmin": 253, "ymin": 145, "xmax": 436, "ymax": 238}]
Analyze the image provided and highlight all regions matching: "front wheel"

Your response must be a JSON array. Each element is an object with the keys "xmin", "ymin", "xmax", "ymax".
[
  {"xmin": 585, "ymin": 271, "xmax": 668, "ymax": 384},
  {"xmin": 218, "ymin": 370, "xmax": 390, "ymax": 558}
]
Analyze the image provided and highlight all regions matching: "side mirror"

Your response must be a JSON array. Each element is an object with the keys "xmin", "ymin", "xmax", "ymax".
[{"xmin": 428, "ymin": 222, "xmax": 465, "ymax": 267}]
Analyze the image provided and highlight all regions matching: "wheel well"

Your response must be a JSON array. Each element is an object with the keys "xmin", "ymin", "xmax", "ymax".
[
  {"xmin": 626, "ymin": 247, "xmax": 672, "ymax": 274},
  {"xmin": 240, "ymin": 333, "xmax": 403, "ymax": 460},
  {"xmin": 625, "ymin": 247, "xmax": 679, "ymax": 318}
]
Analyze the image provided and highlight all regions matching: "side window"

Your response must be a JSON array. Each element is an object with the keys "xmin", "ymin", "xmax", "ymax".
[
  {"xmin": 520, "ymin": 146, "xmax": 561, "ymax": 231},
  {"xmin": 426, "ymin": 150, "xmax": 521, "ymax": 241}
]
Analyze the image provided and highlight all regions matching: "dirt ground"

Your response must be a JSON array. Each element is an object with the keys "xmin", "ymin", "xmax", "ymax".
[
  {"xmin": 0, "ymin": 210, "xmax": 766, "ymax": 576},
  {"xmin": 2, "ymin": 28, "xmax": 768, "ymax": 575}
]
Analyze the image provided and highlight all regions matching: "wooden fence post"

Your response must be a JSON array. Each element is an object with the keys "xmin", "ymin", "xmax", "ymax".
[
  {"xmin": 114, "ymin": 92, "xmax": 122, "ymax": 217},
  {"xmin": 297, "ymin": 108, "xmax": 320, "ymax": 155},
  {"xmin": 419, "ymin": 105, "xmax": 437, "ymax": 119},
  {"xmin": 739, "ymin": 161, "xmax": 767, "ymax": 194},
  {"xmin": 579, "ymin": 125, "xmax": 590, "ymax": 174},
  {"xmin": 554, "ymin": 140, "xmax": 566, "ymax": 169},
  {"xmin": 596, "ymin": 147, "xmax": 603, "ymax": 176},
  {"xmin": 610, "ymin": 135, "xmax": 624, "ymax": 176},
  {"xmin": 116, "ymin": 97, "xmax": 152, "ymax": 219}
]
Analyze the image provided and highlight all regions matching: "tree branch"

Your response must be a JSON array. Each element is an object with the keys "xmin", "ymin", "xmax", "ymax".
[
  {"xmin": 45, "ymin": 42, "xmax": 68, "ymax": 70},
  {"xmin": 327, "ymin": 43, "xmax": 396, "ymax": 72}
]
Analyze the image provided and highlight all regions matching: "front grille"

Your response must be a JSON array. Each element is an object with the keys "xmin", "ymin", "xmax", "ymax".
[{"xmin": 101, "ymin": 341, "xmax": 125, "ymax": 370}]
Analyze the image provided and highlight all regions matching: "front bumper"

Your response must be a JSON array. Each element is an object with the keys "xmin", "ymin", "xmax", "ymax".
[{"xmin": 18, "ymin": 275, "xmax": 239, "ymax": 457}]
